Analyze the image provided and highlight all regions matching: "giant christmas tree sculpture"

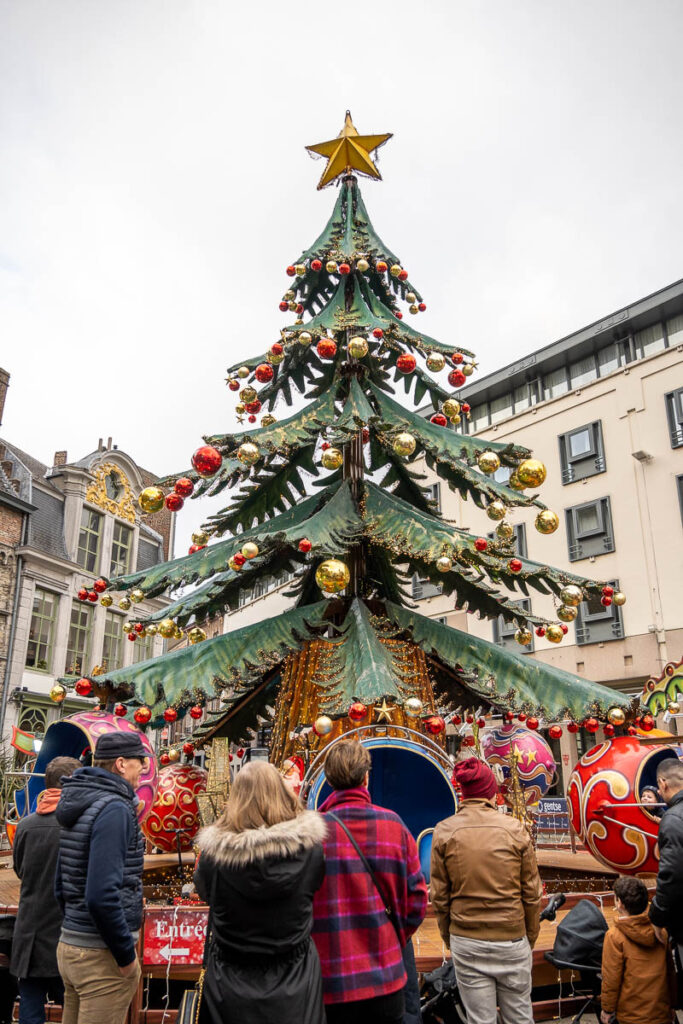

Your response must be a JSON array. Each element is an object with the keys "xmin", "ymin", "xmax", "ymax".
[{"xmin": 82, "ymin": 114, "xmax": 630, "ymax": 760}]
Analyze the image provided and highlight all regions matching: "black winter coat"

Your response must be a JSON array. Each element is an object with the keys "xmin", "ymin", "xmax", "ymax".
[
  {"xmin": 10, "ymin": 811, "xmax": 62, "ymax": 978},
  {"xmin": 194, "ymin": 810, "xmax": 327, "ymax": 1024},
  {"xmin": 650, "ymin": 789, "xmax": 683, "ymax": 941}
]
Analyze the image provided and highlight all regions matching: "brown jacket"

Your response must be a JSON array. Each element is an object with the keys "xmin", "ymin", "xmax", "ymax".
[
  {"xmin": 601, "ymin": 911, "xmax": 673, "ymax": 1024},
  {"xmin": 430, "ymin": 798, "xmax": 542, "ymax": 946}
]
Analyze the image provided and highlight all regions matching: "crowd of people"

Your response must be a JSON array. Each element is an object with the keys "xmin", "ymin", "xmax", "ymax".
[{"xmin": 5, "ymin": 733, "xmax": 683, "ymax": 1024}]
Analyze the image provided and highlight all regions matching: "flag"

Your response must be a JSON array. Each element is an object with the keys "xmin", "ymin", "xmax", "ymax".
[{"xmin": 10, "ymin": 725, "xmax": 35, "ymax": 754}]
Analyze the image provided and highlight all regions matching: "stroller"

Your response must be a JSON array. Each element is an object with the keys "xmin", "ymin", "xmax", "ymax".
[{"xmin": 545, "ymin": 898, "xmax": 608, "ymax": 1023}]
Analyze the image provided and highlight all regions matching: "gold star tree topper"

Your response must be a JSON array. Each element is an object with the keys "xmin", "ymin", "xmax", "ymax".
[{"xmin": 306, "ymin": 111, "xmax": 392, "ymax": 190}]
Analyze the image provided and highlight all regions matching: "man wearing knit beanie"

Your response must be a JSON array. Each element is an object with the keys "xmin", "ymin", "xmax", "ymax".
[{"xmin": 430, "ymin": 757, "xmax": 542, "ymax": 1024}]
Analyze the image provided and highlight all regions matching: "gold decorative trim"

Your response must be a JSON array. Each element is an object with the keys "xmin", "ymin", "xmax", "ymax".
[{"xmin": 85, "ymin": 461, "xmax": 137, "ymax": 523}]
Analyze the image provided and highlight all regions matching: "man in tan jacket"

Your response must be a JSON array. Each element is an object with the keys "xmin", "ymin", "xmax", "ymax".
[{"xmin": 430, "ymin": 757, "xmax": 542, "ymax": 1024}]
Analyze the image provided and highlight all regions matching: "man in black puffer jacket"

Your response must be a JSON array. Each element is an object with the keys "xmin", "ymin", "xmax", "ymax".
[
  {"xmin": 650, "ymin": 756, "xmax": 683, "ymax": 960},
  {"xmin": 55, "ymin": 731, "xmax": 147, "ymax": 1024}
]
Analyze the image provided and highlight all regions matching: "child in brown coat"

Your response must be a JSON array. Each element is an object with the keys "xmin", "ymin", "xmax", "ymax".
[{"xmin": 600, "ymin": 875, "xmax": 672, "ymax": 1024}]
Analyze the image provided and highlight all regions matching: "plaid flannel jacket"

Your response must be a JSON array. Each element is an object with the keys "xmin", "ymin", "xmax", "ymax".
[{"xmin": 312, "ymin": 787, "xmax": 428, "ymax": 1004}]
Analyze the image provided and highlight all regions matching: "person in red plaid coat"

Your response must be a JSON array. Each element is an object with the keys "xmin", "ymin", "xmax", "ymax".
[{"xmin": 312, "ymin": 739, "xmax": 428, "ymax": 1024}]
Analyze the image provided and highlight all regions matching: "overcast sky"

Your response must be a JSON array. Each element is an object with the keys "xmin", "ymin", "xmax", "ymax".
[{"xmin": 2, "ymin": 0, "xmax": 682, "ymax": 550}]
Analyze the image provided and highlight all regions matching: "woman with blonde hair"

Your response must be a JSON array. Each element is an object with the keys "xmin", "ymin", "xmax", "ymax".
[{"xmin": 194, "ymin": 760, "xmax": 326, "ymax": 1024}]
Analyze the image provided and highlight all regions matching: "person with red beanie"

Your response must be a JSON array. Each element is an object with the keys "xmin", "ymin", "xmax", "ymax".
[{"xmin": 430, "ymin": 757, "xmax": 542, "ymax": 1024}]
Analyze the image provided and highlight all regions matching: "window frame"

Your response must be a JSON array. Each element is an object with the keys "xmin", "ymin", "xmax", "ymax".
[
  {"xmin": 133, "ymin": 632, "xmax": 156, "ymax": 664},
  {"xmin": 25, "ymin": 588, "xmax": 58, "ymax": 673},
  {"xmin": 102, "ymin": 610, "xmax": 125, "ymax": 672},
  {"xmin": 666, "ymin": 388, "xmax": 683, "ymax": 449},
  {"xmin": 558, "ymin": 421, "xmax": 606, "ymax": 484},
  {"xmin": 575, "ymin": 578, "xmax": 625, "ymax": 646},
  {"xmin": 65, "ymin": 601, "xmax": 93, "ymax": 677},
  {"xmin": 110, "ymin": 520, "xmax": 133, "ymax": 577},
  {"xmin": 493, "ymin": 598, "xmax": 534, "ymax": 651},
  {"xmin": 76, "ymin": 506, "xmax": 103, "ymax": 573},
  {"xmin": 565, "ymin": 497, "xmax": 615, "ymax": 561}
]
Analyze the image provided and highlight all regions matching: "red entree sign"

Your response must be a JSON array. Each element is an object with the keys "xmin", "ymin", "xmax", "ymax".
[{"xmin": 142, "ymin": 907, "xmax": 208, "ymax": 965}]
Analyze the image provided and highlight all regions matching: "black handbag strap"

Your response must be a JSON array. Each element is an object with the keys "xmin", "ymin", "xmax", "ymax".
[
  {"xmin": 326, "ymin": 811, "xmax": 402, "ymax": 946},
  {"xmin": 201, "ymin": 868, "xmax": 219, "ymax": 970}
]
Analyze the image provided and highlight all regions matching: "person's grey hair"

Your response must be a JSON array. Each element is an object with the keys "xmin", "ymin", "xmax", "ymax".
[{"xmin": 656, "ymin": 758, "xmax": 683, "ymax": 785}]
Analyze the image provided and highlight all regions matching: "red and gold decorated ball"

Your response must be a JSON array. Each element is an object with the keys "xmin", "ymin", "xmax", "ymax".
[
  {"xmin": 567, "ymin": 735, "xmax": 682, "ymax": 874},
  {"xmin": 449, "ymin": 369, "xmax": 466, "ymax": 388},
  {"xmin": 192, "ymin": 445, "xmax": 222, "ymax": 478},
  {"xmin": 424, "ymin": 715, "xmax": 445, "ymax": 735},
  {"xmin": 163, "ymin": 708, "xmax": 178, "ymax": 723},
  {"xmin": 189, "ymin": 705, "xmax": 203, "ymax": 720},
  {"xmin": 141, "ymin": 764, "xmax": 208, "ymax": 853},
  {"xmin": 75, "ymin": 678, "xmax": 92, "ymax": 696},
  {"xmin": 254, "ymin": 363, "xmax": 274, "ymax": 383},
  {"xmin": 431, "ymin": 413, "xmax": 448, "ymax": 427},
  {"xmin": 348, "ymin": 702, "xmax": 367, "ymax": 722},
  {"xmin": 397, "ymin": 353, "xmax": 416, "ymax": 374},
  {"xmin": 175, "ymin": 477, "xmax": 194, "ymax": 498},
  {"xmin": 134, "ymin": 706, "xmax": 152, "ymax": 725},
  {"xmin": 165, "ymin": 493, "xmax": 184, "ymax": 512},
  {"xmin": 482, "ymin": 724, "xmax": 556, "ymax": 805},
  {"xmin": 316, "ymin": 338, "xmax": 337, "ymax": 360},
  {"xmin": 298, "ymin": 538, "xmax": 312, "ymax": 553},
  {"xmin": 93, "ymin": 578, "xmax": 107, "ymax": 593},
  {"xmin": 182, "ymin": 742, "xmax": 195, "ymax": 756}
]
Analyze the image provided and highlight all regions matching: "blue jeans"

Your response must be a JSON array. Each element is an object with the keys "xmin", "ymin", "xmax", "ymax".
[{"xmin": 18, "ymin": 976, "xmax": 64, "ymax": 1024}]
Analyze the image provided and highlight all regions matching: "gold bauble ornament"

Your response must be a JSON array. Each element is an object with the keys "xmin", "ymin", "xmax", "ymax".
[
  {"xmin": 315, "ymin": 559, "xmax": 350, "ymax": 594},
  {"xmin": 668, "ymin": 701, "xmax": 680, "ymax": 715},
  {"xmin": 393, "ymin": 432, "xmax": 416, "ymax": 457},
  {"xmin": 237, "ymin": 443, "xmax": 260, "ymax": 466},
  {"xmin": 515, "ymin": 627, "xmax": 533, "ymax": 646},
  {"xmin": 348, "ymin": 336, "xmax": 369, "ymax": 359},
  {"xmin": 267, "ymin": 351, "xmax": 284, "ymax": 365},
  {"xmin": 261, "ymin": 414, "xmax": 277, "ymax": 427},
  {"xmin": 192, "ymin": 530, "xmax": 210, "ymax": 546},
  {"xmin": 298, "ymin": 331, "xmax": 312, "ymax": 346},
  {"xmin": 50, "ymin": 683, "xmax": 67, "ymax": 704},
  {"xmin": 435, "ymin": 555, "xmax": 453, "ymax": 573},
  {"xmin": 462, "ymin": 363, "xmax": 475, "ymax": 377},
  {"xmin": 122, "ymin": 620, "xmax": 135, "ymax": 634},
  {"xmin": 146, "ymin": 623, "xmax": 158, "ymax": 636},
  {"xmin": 284, "ymin": 290, "xmax": 295, "ymax": 301},
  {"xmin": 409, "ymin": 304, "xmax": 419, "ymax": 314},
  {"xmin": 174, "ymin": 627, "xmax": 183, "ymax": 640},
  {"xmin": 406, "ymin": 291, "xmax": 417, "ymax": 303},
  {"xmin": 495, "ymin": 521, "xmax": 514, "ymax": 542},
  {"xmin": 545, "ymin": 624, "xmax": 564, "ymax": 644},
  {"xmin": 130, "ymin": 588, "xmax": 144, "ymax": 604},
  {"xmin": 138, "ymin": 486, "xmax": 165, "ymax": 514},
  {"xmin": 237, "ymin": 366, "xmax": 250, "ymax": 379},
  {"xmin": 241, "ymin": 542, "xmax": 259, "ymax": 560},
  {"xmin": 288, "ymin": 301, "xmax": 297, "ymax": 311},
  {"xmin": 557, "ymin": 605, "xmax": 578, "ymax": 622},
  {"xmin": 477, "ymin": 451, "xmax": 501, "ymax": 475},
  {"xmin": 321, "ymin": 447, "xmax": 343, "ymax": 470},
  {"xmin": 517, "ymin": 459, "xmax": 547, "ymax": 488},
  {"xmin": 228, "ymin": 555, "xmax": 243, "ymax": 571},
  {"xmin": 118, "ymin": 596, "xmax": 131, "ymax": 611},
  {"xmin": 325, "ymin": 260, "xmax": 338, "ymax": 273},
  {"xmin": 608, "ymin": 707, "xmax": 626, "ymax": 726},
  {"xmin": 235, "ymin": 404, "xmax": 245, "ymax": 416},
  {"xmin": 167, "ymin": 748, "xmax": 181, "ymax": 763},
  {"xmin": 560, "ymin": 585, "xmax": 583, "ymax": 607},
  {"xmin": 535, "ymin": 510, "xmax": 560, "ymax": 535},
  {"xmin": 188, "ymin": 627, "xmax": 207, "ymax": 645},
  {"xmin": 404, "ymin": 697, "xmax": 424, "ymax": 718},
  {"xmin": 314, "ymin": 714, "xmax": 333, "ymax": 736},
  {"xmin": 137, "ymin": 627, "xmax": 147, "ymax": 639},
  {"xmin": 508, "ymin": 471, "xmax": 526, "ymax": 491},
  {"xmin": 159, "ymin": 618, "xmax": 176, "ymax": 638},
  {"xmin": 486, "ymin": 501, "xmax": 507, "ymax": 521},
  {"xmin": 295, "ymin": 263, "xmax": 306, "ymax": 276},
  {"xmin": 357, "ymin": 257, "xmax": 370, "ymax": 272},
  {"xmin": 612, "ymin": 591, "xmax": 626, "ymax": 606},
  {"xmin": 100, "ymin": 594, "xmax": 113, "ymax": 607},
  {"xmin": 450, "ymin": 414, "xmax": 461, "ymax": 425},
  {"xmin": 390, "ymin": 264, "xmax": 402, "ymax": 278},
  {"xmin": 239, "ymin": 386, "xmax": 257, "ymax": 404},
  {"xmin": 426, "ymin": 353, "xmax": 446, "ymax": 372},
  {"xmin": 442, "ymin": 399, "xmax": 460, "ymax": 418}
]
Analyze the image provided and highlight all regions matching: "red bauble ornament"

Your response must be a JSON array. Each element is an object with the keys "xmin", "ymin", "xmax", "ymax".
[
  {"xmin": 474, "ymin": 538, "xmax": 488, "ymax": 552},
  {"xmin": 348, "ymin": 701, "xmax": 367, "ymax": 722},
  {"xmin": 188, "ymin": 544, "xmax": 203, "ymax": 555},
  {"xmin": 604, "ymin": 724, "xmax": 615, "ymax": 738},
  {"xmin": 503, "ymin": 710, "xmax": 515, "ymax": 722},
  {"xmin": 362, "ymin": 427, "xmax": 370, "ymax": 444},
  {"xmin": 175, "ymin": 477, "xmax": 194, "ymax": 498},
  {"xmin": 398, "ymin": 269, "xmax": 408, "ymax": 281},
  {"xmin": 189, "ymin": 705, "xmax": 203, "ymax": 720},
  {"xmin": 254, "ymin": 363, "xmax": 274, "ymax": 384},
  {"xmin": 476, "ymin": 717, "xmax": 486, "ymax": 729},
  {"xmin": 397, "ymin": 353, "xmax": 416, "ymax": 374},
  {"xmin": 316, "ymin": 338, "xmax": 337, "ymax": 360},
  {"xmin": 311, "ymin": 259, "xmax": 322, "ymax": 271},
  {"xmin": 338, "ymin": 263, "xmax": 351, "ymax": 275},
  {"xmin": 127, "ymin": 632, "xmax": 137, "ymax": 642},
  {"xmin": 584, "ymin": 717, "xmax": 600, "ymax": 733},
  {"xmin": 452, "ymin": 714, "xmax": 462, "ymax": 725},
  {"xmin": 431, "ymin": 413, "xmax": 448, "ymax": 427},
  {"xmin": 567, "ymin": 721, "xmax": 580, "ymax": 734},
  {"xmin": 560, "ymin": 623, "xmax": 569, "ymax": 635},
  {"xmin": 395, "ymin": 311, "xmax": 403, "ymax": 320},
  {"xmin": 165, "ymin": 493, "xmax": 184, "ymax": 512},
  {"xmin": 248, "ymin": 415, "xmax": 256, "ymax": 423},
  {"xmin": 627, "ymin": 725, "xmax": 638, "ymax": 736},
  {"xmin": 77, "ymin": 588, "xmax": 88, "ymax": 602},
  {"xmin": 134, "ymin": 706, "xmax": 152, "ymax": 724},
  {"xmin": 296, "ymin": 303, "xmax": 304, "ymax": 314},
  {"xmin": 87, "ymin": 591, "xmax": 98, "ymax": 603},
  {"xmin": 286, "ymin": 265, "xmax": 296, "ymax": 277},
  {"xmin": 192, "ymin": 445, "xmax": 222, "ymax": 478},
  {"xmin": 75, "ymin": 678, "xmax": 92, "ymax": 696},
  {"xmin": 517, "ymin": 713, "xmax": 527, "ymax": 722},
  {"xmin": 602, "ymin": 585, "xmax": 614, "ymax": 597},
  {"xmin": 182, "ymin": 742, "xmax": 195, "ymax": 755},
  {"xmin": 424, "ymin": 715, "xmax": 445, "ymax": 735},
  {"xmin": 641, "ymin": 713, "xmax": 655, "ymax": 732},
  {"xmin": 232, "ymin": 552, "xmax": 246, "ymax": 568},
  {"xmin": 463, "ymin": 735, "xmax": 476, "ymax": 747},
  {"xmin": 228, "ymin": 379, "xmax": 240, "ymax": 391},
  {"xmin": 508, "ymin": 559, "xmax": 523, "ymax": 573},
  {"xmin": 236, "ymin": 748, "xmax": 245, "ymax": 758},
  {"xmin": 461, "ymin": 402, "xmax": 471, "ymax": 413},
  {"xmin": 601, "ymin": 596, "xmax": 613, "ymax": 607},
  {"xmin": 449, "ymin": 369, "xmax": 466, "ymax": 387},
  {"xmin": 134, "ymin": 622, "xmax": 144, "ymax": 633},
  {"xmin": 465, "ymin": 713, "xmax": 474, "ymax": 724},
  {"xmin": 271, "ymin": 342, "xmax": 284, "ymax": 356},
  {"xmin": 527, "ymin": 717, "xmax": 539, "ymax": 731},
  {"xmin": 535, "ymin": 626, "xmax": 546, "ymax": 637},
  {"xmin": 141, "ymin": 764, "xmax": 208, "ymax": 852},
  {"xmin": 279, "ymin": 301, "xmax": 289, "ymax": 312},
  {"xmin": 244, "ymin": 400, "xmax": 262, "ymax": 414},
  {"xmin": 321, "ymin": 441, "xmax": 331, "ymax": 451},
  {"xmin": 93, "ymin": 578, "xmax": 107, "ymax": 593},
  {"xmin": 376, "ymin": 260, "xmax": 388, "ymax": 273},
  {"xmin": 163, "ymin": 708, "xmax": 178, "ymax": 723},
  {"xmin": 418, "ymin": 302, "xmax": 426, "ymax": 312},
  {"xmin": 298, "ymin": 538, "xmax": 312, "ymax": 553},
  {"xmin": 452, "ymin": 352, "xmax": 464, "ymax": 364},
  {"xmin": 160, "ymin": 753, "xmax": 170, "ymax": 766},
  {"xmin": 372, "ymin": 327, "xmax": 384, "ymax": 339},
  {"xmin": 548, "ymin": 724, "xmax": 563, "ymax": 740},
  {"xmin": 114, "ymin": 703, "xmax": 127, "ymax": 717}
]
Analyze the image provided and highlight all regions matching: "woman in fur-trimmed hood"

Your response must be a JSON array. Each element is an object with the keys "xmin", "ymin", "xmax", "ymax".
[{"xmin": 194, "ymin": 760, "xmax": 327, "ymax": 1024}]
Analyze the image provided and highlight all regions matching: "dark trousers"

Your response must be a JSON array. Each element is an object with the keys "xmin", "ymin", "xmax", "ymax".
[
  {"xmin": 325, "ymin": 987, "xmax": 405, "ymax": 1024},
  {"xmin": 18, "ymin": 976, "xmax": 64, "ymax": 1024}
]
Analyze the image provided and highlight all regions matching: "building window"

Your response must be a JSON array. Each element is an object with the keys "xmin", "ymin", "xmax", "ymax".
[
  {"xmin": 489, "ymin": 394, "xmax": 513, "ymax": 425},
  {"xmin": 411, "ymin": 573, "xmax": 442, "ymax": 600},
  {"xmin": 25, "ymin": 588, "xmax": 58, "ymax": 671},
  {"xmin": 493, "ymin": 599, "xmax": 533, "ymax": 651},
  {"xmin": 469, "ymin": 404, "xmax": 489, "ymax": 431},
  {"xmin": 635, "ymin": 323, "xmax": 666, "ymax": 358},
  {"xmin": 513, "ymin": 383, "xmax": 531, "ymax": 413},
  {"xmin": 665, "ymin": 388, "xmax": 683, "ymax": 449},
  {"xmin": 575, "ymin": 579, "xmax": 624, "ymax": 645},
  {"xmin": 133, "ymin": 633, "xmax": 155, "ymax": 663},
  {"xmin": 493, "ymin": 466, "xmax": 511, "ymax": 485},
  {"xmin": 543, "ymin": 365, "xmax": 569, "ymax": 401},
  {"xmin": 597, "ymin": 343, "xmax": 620, "ymax": 377},
  {"xmin": 513, "ymin": 524, "xmax": 527, "ymax": 558},
  {"xmin": 110, "ymin": 521, "xmax": 133, "ymax": 577},
  {"xmin": 428, "ymin": 482, "xmax": 441, "ymax": 512},
  {"xmin": 569, "ymin": 354, "xmax": 598, "ymax": 390},
  {"xmin": 102, "ymin": 611, "xmax": 124, "ymax": 672},
  {"xmin": 65, "ymin": 601, "xmax": 93, "ymax": 676},
  {"xmin": 565, "ymin": 497, "xmax": 615, "ymax": 561},
  {"xmin": 76, "ymin": 507, "xmax": 103, "ymax": 573},
  {"xmin": 559, "ymin": 421, "xmax": 606, "ymax": 484},
  {"xmin": 666, "ymin": 314, "xmax": 683, "ymax": 347}
]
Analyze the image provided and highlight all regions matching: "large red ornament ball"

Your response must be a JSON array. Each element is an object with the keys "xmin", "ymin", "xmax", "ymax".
[
  {"xmin": 452, "ymin": 352, "xmax": 464, "ymax": 364},
  {"xmin": 348, "ymin": 702, "xmax": 367, "ymax": 722},
  {"xmin": 175, "ymin": 477, "xmax": 195, "ymax": 498},
  {"xmin": 376, "ymin": 260, "xmax": 388, "ymax": 273},
  {"xmin": 163, "ymin": 708, "xmax": 178, "ymax": 723},
  {"xmin": 602, "ymin": 585, "xmax": 614, "ymax": 597},
  {"xmin": 603, "ymin": 724, "xmax": 615, "ymax": 738},
  {"xmin": 535, "ymin": 626, "xmax": 546, "ymax": 638},
  {"xmin": 134, "ymin": 706, "xmax": 152, "ymax": 725},
  {"xmin": 372, "ymin": 328, "xmax": 384, "ymax": 339},
  {"xmin": 232, "ymin": 552, "xmax": 246, "ymax": 568},
  {"xmin": 182, "ymin": 742, "xmax": 195, "ymax": 756},
  {"xmin": 508, "ymin": 559, "xmax": 523, "ymax": 574},
  {"xmin": 362, "ymin": 427, "xmax": 370, "ymax": 444},
  {"xmin": 418, "ymin": 302, "xmax": 426, "ymax": 312},
  {"xmin": 641, "ymin": 713, "xmax": 655, "ymax": 732},
  {"xmin": 244, "ymin": 400, "xmax": 262, "ymax": 414},
  {"xmin": 567, "ymin": 721, "xmax": 580, "ymax": 733},
  {"xmin": 526, "ymin": 717, "xmax": 539, "ymax": 731},
  {"xmin": 503, "ymin": 710, "xmax": 515, "ymax": 723},
  {"xmin": 75, "ymin": 678, "xmax": 93, "ymax": 697},
  {"xmin": 316, "ymin": 338, "xmax": 337, "ymax": 360},
  {"xmin": 601, "ymin": 596, "xmax": 613, "ymax": 608},
  {"xmin": 431, "ymin": 413, "xmax": 448, "ymax": 427},
  {"xmin": 228, "ymin": 379, "xmax": 240, "ymax": 391},
  {"xmin": 160, "ymin": 753, "xmax": 170, "ymax": 766},
  {"xmin": 567, "ymin": 735, "xmax": 682, "ymax": 874},
  {"xmin": 254, "ymin": 363, "xmax": 274, "ymax": 383},
  {"xmin": 248, "ymin": 415, "xmax": 256, "ymax": 424},
  {"xmin": 286, "ymin": 265, "xmax": 296, "ymax": 277},
  {"xmin": 298, "ymin": 538, "xmax": 312, "ymax": 553},
  {"xmin": 270, "ymin": 342, "xmax": 284, "ymax": 357},
  {"xmin": 311, "ymin": 259, "xmax": 322, "ymax": 272},
  {"xmin": 87, "ymin": 591, "xmax": 98, "ymax": 603},
  {"xmin": 397, "ymin": 353, "xmax": 416, "ymax": 374},
  {"xmin": 93, "ymin": 578, "xmax": 108, "ymax": 593},
  {"xmin": 560, "ymin": 624, "xmax": 569, "ymax": 635},
  {"xmin": 584, "ymin": 717, "xmax": 600, "ymax": 733},
  {"xmin": 165, "ymin": 493, "xmax": 184, "ymax": 512},
  {"xmin": 77, "ymin": 588, "xmax": 88, "ymax": 602},
  {"xmin": 338, "ymin": 263, "xmax": 351, "ymax": 275},
  {"xmin": 395, "ymin": 311, "xmax": 403, "ymax": 320},
  {"xmin": 482, "ymin": 724, "xmax": 556, "ymax": 805},
  {"xmin": 189, "ymin": 705, "xmax": 203, "ymax": 720},
  {"xmin": 192, "ymin": 445, "xmax": 222, "ymax": 479},
  {"xmin": 449, "ymin": 369, "xmax": 466, "ymax": 388},
  {"xmin": 127, "ymin": 632, "xmax": 137, "ymax": 642},
  {"xmin": 424, "ymin": 715, "xmax": 446, "ymax": 735},
  {"xmin": 474, "ymin": 538, "xmax": 488, "ymax": 552},
  {"xmin": 398, "ymin": 269, "xmax": 408, "ymax": 281},
  {"xmin": 114, "ymin": 703, "xmax": 127, "ymax": 717},
  {"xmin": 279, "ymin": 301, "xmax": 289, "ymax": 312},
  {"xmin": 141, "ymin": 764, "xmax": 208, "ymax": 853},
  {"xmin": 548, "ymin": 724, "xmax": 563, "ymax": 740}
]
